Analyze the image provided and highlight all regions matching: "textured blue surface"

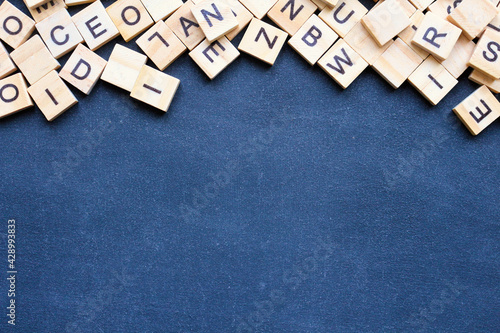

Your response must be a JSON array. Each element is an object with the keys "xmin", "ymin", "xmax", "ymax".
[{"xmin": 1, "ymin": 0, "xmax": 499, "ymax": 332}]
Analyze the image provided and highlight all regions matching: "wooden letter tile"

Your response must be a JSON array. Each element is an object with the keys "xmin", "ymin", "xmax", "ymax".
[
  {"xmin": 453, "ymin": 85, "xmax": 500, "ymax": 135},
  {"xmin": 408, "ymin": 0, "xmax": 433, "ymax": 10},
  {"xmin": 0, "ymin": 1, "xmax": 36, "ymax": 49},
  {"xmin": 238, "ymin": 0, "xmax": 278, "ymax": 19},
  {"xmin": 106, "ymin": 0, "xmax": 154, "ymax": 42},
  {"xmin": 136, "ymin": 20, "xmax": 186, "ymax": 71},
  {"xmin": 140, "ymin": 0, "xmax": 183, "ymax": 22},
  {"xmin": 288, "ymin": 14, "xmax": 339, "ymax": 65},
  {"xmin": 469, "ymin": 69, "xmax": 500, "ymax": 94},
  {"xmin": 65, "ymin": 0, "xmax": 97, "ymax": 6},
  {"xmin": 219, "ymin": 0, "xmax": 253, "ymax": 40},
  {"xmin": 166, "ymin": 0, "xmax": 206, "ymax": 50},
  {"xmin": 398, "ymin": 10, "xmax": 429, "ymax": 59},
  {"xmin": 59, "ymin": 44, "xmax": 107, "ymax": 95},
  {"xmin": 24, "ymin": 0, "xmax": 67, "ymax": 23},
  {"xmin": 191, "ymin": 0, "xmax": 238, "ymax": 42},
  {"xmin": 25, "ymin": 0, "xmax": 52, "ymax": 9},
  {"xmin": 408, "ymin": 55, "xmax": 458, "ymax": 105},
  {"xmin": 35, "ymin": 9, "xmax": 83, "ymax": 59},
  {"xmin": 360, "ymin": 0, "xmax": 412, "ymax": 46},
  {"xmin": 372, "ymin": 37, "xmax": 423, "ymax": 89},
  {"xmin": 318, "ymin": 38, "xmax": 368, "ymax": 89},
  {"xmin": 0, "ymin": 40, "xmax": 16, "ymax": 80},
  {"xmin": 10, "ymin": 35, "xmax": 60, "ymax": 85},
  {"xmin": 318, "ymin": 0, "xmax": 368, "ymax": 38},
  {"xmin": 100, "ymin": 43, "xmax": 147, "ymax": 92},
  {"xmin": 189, "ymin": 36, "xmax": 240, "ymax": 79},
  {"xmin": 439, "ymin": 34, "xmax": 475, "ymax": 79},
  {"xmin": 238, "ymin": 17, "xmax": 288, "ymax": 65},
  {"xmin": 130, "ymin": 65, "xmax": 180, "ymax": 112},
  {"xmin": 267, "ymin": 0, "xmax": 318, "ymax": 36},
  {"xmin": 72, "ymin": 0, "xmax": 120, "ymax": 51},
  {"xmin": 0, "ymin": 73, "xmax": 33, "ymax": 119},
  {"xmin": 27, "ymin": 70, "xmax": 78, "ymax": 121},
  {"xmin": 411, "ymin": 11, "xmax": 461, "ymax": 61},
  {"xmin": 447, "ymin": 0, "xmax": 498, "ymax": 40},
  {"xmin": 344, "ymin": 22, "xmax": 393, "ymax": 65},
  {"xmin": 468, "ymin": 29, "xmax": 500, "ymax": 79}
]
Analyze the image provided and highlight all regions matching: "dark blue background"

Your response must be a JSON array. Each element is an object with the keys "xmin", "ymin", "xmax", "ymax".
[{"xmin": 1, "ymin": 0, "xmax": 499, "ymax": 332}]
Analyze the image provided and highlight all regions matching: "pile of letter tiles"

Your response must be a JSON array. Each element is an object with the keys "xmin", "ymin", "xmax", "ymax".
[{"xmin": 0, "ymin": 0, "xmax": 500, "ymax": 136}]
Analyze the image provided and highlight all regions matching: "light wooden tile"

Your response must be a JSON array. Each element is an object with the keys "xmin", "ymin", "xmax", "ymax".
[
  {"xmin": 318, "ymin": 38, "xmax": 368, "ymax": 88},
  {"xmin": 411, "ymin": 11, "xmax": 462, "ymax": 61},
  {"xmin": 220, "ymin": 0, "xmax": 253, "ymax": 40},
  {"xmin": 447, "ymin": 0, "xmax": 498, "ymax": 40},
  {"xmin": 106, "ymin": 0, "xmax": 154, "ymax": 42},
  {"xmin": 239, "ymin": 0, "xmax": 278, "ymax": 19},
  {"xmin": 319, "ymin": 0, "xmax": 338, "ymax": 7},
  {"xmin": 453, "ymin": 85, "xmax": 500, "ymax": 135},
  {"xmin": 101, "ymin": 43, "xmax": 147, "ymax": 92},
  {"xmin": 267, "ymin": 0, "xmax": 317, "ymax": 36},
  {"xmin": 136, "ymin": 20, "xmax": 186, "ymax": 71},
  {"xmin": 10, "ymin": 35, "xmax": 60, "ymax": 85},
  {"xmin": 469, "ymin": 69, "xmax": 500, "ymax": 94},
  {"xmin": 25, "ymin": 0, "xmax": 51, "ymax": 10},
  {"xmin": 0, "ymin": 40, "xmax": 16, "ymax": 80},
  {"xmin": 0, "ymin": 1, "xmax": 36, "ymax": 49},
  {"xmin": 318, "ymin": 0, "xmax": 368, "ymax": 38},
  {"xmin": 72, "ymin": 0, "xmax": 120, "ymax": 51},
  {"xmin": 311, "ymin": 0, "xmax": 327, "ymax": 10},
  {"xmin": 361, "ymin": 0, "xmax": 412, "ymax": 46},
  {"xmin": 428, "ymin": 0, "xmax": 456, "ymax": 19},
  {"xmin": 238, "ymin": 17, "xmax": 288, "ymax": 65},
  {"xmin": 130, "ymin": 65, "xmax": 180, "ymax": 112},
  {"xmin": 408, "ymin": 55, "xmax": 458, "ymax": 105},
  {"xmin": 439, "ymin": 34, "xmax": 475, "ymax": 79},
  {"xmin": 408, "ymin": 0, "xmax": 433, "ymax": 10},
  {"xmin": 35, "ymin": 9, "xmax": 83, "ymax": 59},
  {"xmin": 166, "ymin": 0, "xmax": 205, "ymax": 50},
  {"xmin": 24, "ymin": 0, "xmax": 67, "ymax": 23},
  {"xmin": 0, "ymin": 73, "xmax": 33, "ymax": 119},
  {"xmin": 65, "ymin": 0, "xmax": 96, "ymax": 6},
  {"xmin": 139, "ymin": 0, "xmax": 182, "ymax": 22},
  {"xmin": 189, "ymin": 36, "xmax": 239, "ymax": 79},
  {"xmin": 468, "ymin": 29, "xmax": 500, "ymax": 79},
  {"xmin": 27, "ymin": 70, "xmax": 77, "ymax": 121},
  {"xmin": 59, "ymin": 44, "xmax": 107, "ymax": 95},
  {"xmin": 398, "ymin": 10, "xmax": 429, "ymax": 59},
  {"xmin": 372, "ymin": 37, "xmax": 423, "ymax": 88},
  {"xmin": 191, "ymin": 0, "xmax": 238, "ymax": 42},
  {"xmin": 344, "ymin": 21, "xmax": 393, "ymax": 65},
  {"xmin": 288, "ymin": 14, "xmax": 338, "ymax": 65},
  {"xmin": 485, "ymin": 13, "xmax": 500, "ymax": 35}
]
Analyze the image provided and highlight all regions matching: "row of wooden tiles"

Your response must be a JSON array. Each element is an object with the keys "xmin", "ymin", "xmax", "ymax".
[{"xmin": 0, "ymin": 0, "xmax": 500, "ymax": 135}]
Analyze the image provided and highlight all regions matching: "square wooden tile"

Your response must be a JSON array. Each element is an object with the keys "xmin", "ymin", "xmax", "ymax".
[
  {"xmin": 344, "ymin": 21, "xmax": 393, "ymax": 65},
  {"xmin": 0, "ymin": 40, "xmax": 16, "ymax": 80},
  {"xmin": 318, "ymin": 38, "xmax": 368, "ymax": 89},
  {"xmin": 59, "ymin": 44, "xmax": 107, "ymax": 95},
  {"xmin": 65, "ymin": 0, "xmax": 97, "ymax": 6},
  {"xmin": 453, "ymin": 85, "xmax": 500, "ymax": 135},
  {"xmin": 318, "ymin": 0, "xmax": 368, "ymax": 38},
  {"xmin": 0, "ymin": 1, "xmax": 36, "ymax": 49},
  {"xmin": 0, "ymin": 73, "xmax": 33, "ymax": 119},
  {"xmin": 239, "ymin": 0, "xmax": 278, "ymax": 19},
  {"xmin": 447, "ymin": 0, "xmax": 498, "ymax": 40},
  {"xmin": 398, "ymin": 10, "xmax": 429, "ymax": 59},
  {"xmin": 238, "ymin": 18, "xmax": 288, "ymax": 65},
  {"xmin": 106, "ymin": 0, "xmax": 154, "ymax": 42},
  {"xmin": 268, "ymin": 0, "xmax": 317, "ymax": 36},
  {"xmin": 24, "ymin": 0, "xmax": 67, "ymax": 23},
  {"xmin": 219, "ymin": 0, "xmax": 253, "ymax": 41},
  {"xmin": 468, "ymin": 29, "xmax": 500, "ymax": 79},
  {"xmin": 140, "ymin": 0, "xmax": 183, "ymax": 22},
  {"xmin": 439, "ymin": 34, "xmax": 476, "ymax": 79},
  {"xmin": 408, "ymin": 0, "xmax": 433, "ymax": 10},
  {"xmin": 191, "ymin": 0, "xmax": 238, "ymax": 42},
  {"xmin": 166, "ymin": 0, "xmax": 206, "ymax": 50},
  {"xmin": 189, "ymin": 36, "xmax": 239, "ymax": 79},
  {"xmin": 101, "ymin": 43, "xmax": 147, "ymax": 92},
  {"xmin": 469, "ymin": 69, "xmax": 500, "ymax": 94}
]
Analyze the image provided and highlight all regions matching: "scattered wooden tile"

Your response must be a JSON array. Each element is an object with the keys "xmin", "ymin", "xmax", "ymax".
[
  {"xmin": 166, "ymin": 0, "xmax": 206, "ymax": 50},
  {"xmin": 65, "ymin": 0, "xmax": 96, "ymax": 6},
  {"xmin": 130, "ymin": 65, "xmax": 180, "ymax": 112},
  {"xmin": 469, "ymin": 69, "xmax": 500, "ymax": 94},
  {"xmin": 191, "ymin": 0, "xmax": 238, "ymax": 42},
  {"xmin": 485, "ymin": 13, "xmax": 500, "ymax": 35},
  {"xmin": 219, "ymin": 0, "xmax": 253, "ymax": 41},
  {"xmin": 106, "ymin": 0, "xmax": 154, "ymax": 42},
  {"xmin": 288, "ymin": 14, "xmax": 339, "ymax": 65},
  {"xmin": 468, "ymin": 28, "xmax": 500, "ymax": 79},
  {"xmin": 319, "ymin": 0, "xmax": 338, "ymax": 7},
  {"xmin": 238, "ymin": 18, "xmax": 288, "ymax": 65},
  {"xmin": 10, "ymin": 35, "xmax": 60, "ymax": 85},
  {"xmin": 0, "ymin": 40, "xmax": 16, "ymax": 80},
  {"xmin": 439, "ymin": 34, "xmax": 475, "ymax": 79},
  {"xmin": 398, "ymin": 10, "xmax": 429, "ymax": 59},
  {"xmin": 447, "ymin": 0, "xmax": 498, "ymax": 40},
  {"xmin": 136, "ymin": 20, "xmax": 186, "ymax": 71},
  {"xmin": 27, "ymin": 70, "xmax": 78, "ymax": 121},
  {"xmin": 408, "ymin": 55, "xmax": 458, "ymax": 105},
  {"xmin": 238, "ymin": 0, "xmax": 278, "ymax": 19},
  {"xmin": 72, "ymin": 0, "xmax": 120, "ymax": 51},
  {"xmin": 101, "ymin": 43, "xmax": 147, "ymax": 91},
  {"xmin": 318, "ymin": 38, "xmax": 368, "ymax": 88},
  {"xmin": 318, "ymin": 0, "xmax": 368, "ymax": 38},
  {"xmin": 267, "ymin": 0, "xmax": 317, "ymax": 36},
  {"xmin": 453, "ymin": 85, "xmax": 500, "ymax": 135},
  {"xmin": 140, "ymin": 0, "xmax": 183, "ymax": 22},
  {"xmin": 372, "ymin": 37, "xmax": 423, "ymax": 89},
  {"xmin": 59, "ymin": 44, "xmax": 107, "ymax": 95},
  {"xmin": 344, "ymin": 21, "xmax": 393, "ymax": 65},
  {"xmin": 311, "ymin": 0, "xmax": 327, "ymax": 10},
  {"xmin": 361, "ymin": 0, "xmax": 412, "ymax": 46},
  {"xmin": 24, "ymin": 0, "xmax": 67, "ymax": 23},
  {"xmin": 35, "ymin": 9, "xmax": 83, "ymax": 59},
  {"xmin": 411, "ymin": 11, "xmax": 462, "ymax": 61},
  {"xmin": 0, "ymin": 1, "xmax": 36, "ymax": 49},
  {"xmin": 408, "ymin": 0, "xmax": 433, "ymax": 10},
  {"xmin": 25, "ymin": 0, "xmax": 51, "ymax": 10},
  {"xmin": 0, "ymin": 73, "xmax": 33, "ymax": 119},
  {"xmin": 189, "ymin": 36, "xmax": 240, "ymax": 79},
  {"xmin": 428, "ymin": 0, "xmax": 456, "ymax": 19}
]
